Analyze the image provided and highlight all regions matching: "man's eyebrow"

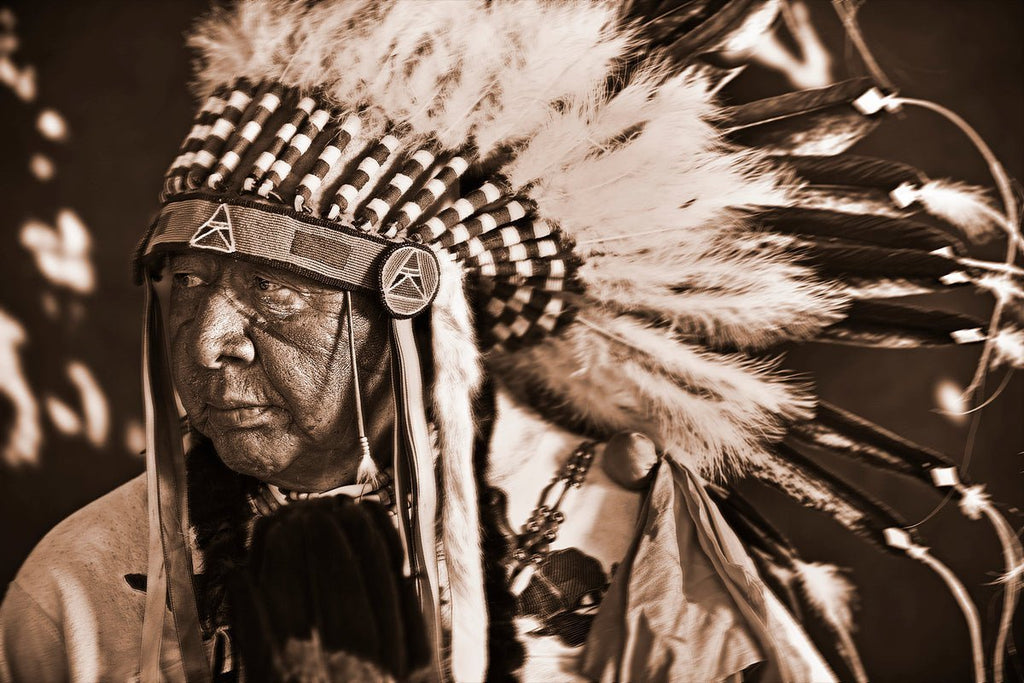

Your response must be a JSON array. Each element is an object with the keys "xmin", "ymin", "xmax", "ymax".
[{"xmin": 252, "ymin": 263, "xmax": 340, "ymax": 294}]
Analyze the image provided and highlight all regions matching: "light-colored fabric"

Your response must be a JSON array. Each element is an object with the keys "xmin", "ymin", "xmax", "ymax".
[
  {"xmin": 0, "ymin": 475, "xmax": 193, "ymax": 683},
  {"xmin": 581, "ymin": 456, "xmax": 835, "ymax": 683}
]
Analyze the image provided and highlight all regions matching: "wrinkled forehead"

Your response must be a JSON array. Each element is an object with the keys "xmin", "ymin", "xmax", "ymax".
[{"xmin": 137, "ymin": 195, "xmax": 441, "ymax": 319}]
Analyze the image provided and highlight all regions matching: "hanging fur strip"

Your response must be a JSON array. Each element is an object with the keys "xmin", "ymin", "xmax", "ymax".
[{"xmin": 429, "ymin": 254, "xmax": 487, "ymax": 681}]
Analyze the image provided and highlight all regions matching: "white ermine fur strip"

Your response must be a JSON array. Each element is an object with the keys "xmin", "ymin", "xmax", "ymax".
[{"xmin": 431, "ymin": 254, "xmax": 487, "ymax": 681}]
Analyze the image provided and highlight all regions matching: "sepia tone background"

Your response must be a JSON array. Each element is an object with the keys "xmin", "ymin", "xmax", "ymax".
[{"xmin": 0, "ymin": 1, "xmax": 1021, "ymax": 680}]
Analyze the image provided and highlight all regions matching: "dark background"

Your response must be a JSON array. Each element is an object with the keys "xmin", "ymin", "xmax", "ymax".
[{"xmin": 0, "ymin": 2, "xmax": 1021, "ymax": 681}]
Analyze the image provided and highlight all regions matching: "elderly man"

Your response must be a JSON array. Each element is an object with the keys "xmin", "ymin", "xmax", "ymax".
[{"xmin": 3, "ymin": 1, "xmax": 1022, "ymax": 682}]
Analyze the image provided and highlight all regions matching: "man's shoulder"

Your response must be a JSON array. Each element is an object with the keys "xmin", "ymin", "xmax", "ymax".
[{"xmin": 13, "ymin": 473, "xmax": 149, "ymax": 602}]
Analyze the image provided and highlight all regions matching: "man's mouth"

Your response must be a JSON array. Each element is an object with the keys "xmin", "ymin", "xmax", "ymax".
[{"xmin": 204, "ymin": 403, "xmax": 276, "ymax": 430}]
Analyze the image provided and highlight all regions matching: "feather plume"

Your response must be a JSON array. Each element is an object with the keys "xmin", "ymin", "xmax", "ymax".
[
  {"xmin": 991, "ymin": 326, "xmax": 1024, "ymax": 369},
  {"xmin": 914, "ymin": 180, "xmax": 1005, "ymax": 241},
  {"xmin": 189, "ymin": 0, "xmax": 627, "ymax": 155},
  {"xmin": 582, "ymin": 239, "xmax": 846, "ymax": 349},
  {"xmin": 794, "ymin": 560, "xmax": 869, "ymax": 683},
  {"xmin": 793, "ymin": 560, "xmax": 857, "ymax": 632}
]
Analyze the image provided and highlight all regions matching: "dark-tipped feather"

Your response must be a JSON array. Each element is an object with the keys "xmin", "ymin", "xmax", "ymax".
[
  {"xmin": 793, "ymin": 239, "xmax": 962, "ymax": 281},
  {"xmin": 776, "ymin": 154, "xmax": 924, "ymax": 190},
  {"xmin": 757, "ymin": 207, "xmax": 963, "ymax": 253},
  {"xmin": 721, "ymin": 79, "xmax": 881, "ymax": 155},
  {"xmin": 790, "ymin": 401, "xmax": 959, "ymax": 480},
  {"xmin": 751, "ymin": 444, "xmax": 917, "ymax": 552},
  {"xmin": 818, "ymin": 300, "xmax": 985, "ymax": 347}
]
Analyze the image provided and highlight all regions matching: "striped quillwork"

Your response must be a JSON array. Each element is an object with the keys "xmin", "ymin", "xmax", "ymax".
[
  {"xmin": 207, "ymin": 84, "xmax": 286, "ymax": 190},
  {"xmin": 327, "ymin": 135, "xmax": 402, "ymax": 220},
  {"xmin": 186, "ymin": 81, "xmax": 256, "ymax": 189},
  {"xmin": 360, "ymin": 146, "xmax": 437, "ymax": 231},
  {"xmin": 162, "ymin": 86, "xmax": 230, "ymax": 198},
  {"xmin": 243, "ymin": 96, "xmax": 317, "ymax": 191},
  {"xmin": 294, "ymin": 113, "xmax": 362, "ymax": 212},
  {"xmin": 393, "ymin": 155, "xmax": 470, "ymax": 233},
  {"xmin": 416, "ymin": 180, "xmax": 508, "ymax": 242},
  {"xmin": 432, "ymin": 201, "xmax": 533, "ymax": 253},
  {"xmin": 257, "ymin": 105, "xmax": 333, "ymax": 197}
]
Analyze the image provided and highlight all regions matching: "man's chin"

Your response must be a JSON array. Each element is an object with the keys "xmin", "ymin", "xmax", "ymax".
[{"xmin": 206, "ymin": 430, "xmax": 299, "ymax": 484}]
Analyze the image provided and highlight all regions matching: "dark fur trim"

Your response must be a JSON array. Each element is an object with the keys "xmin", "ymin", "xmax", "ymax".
[
  {"xmin": 185, "ymin": 435, "xmax": 260, "ymax": 635},
  {"xmin": 472, "ymin": 380, "xmax": 526, "ymax": 681}
]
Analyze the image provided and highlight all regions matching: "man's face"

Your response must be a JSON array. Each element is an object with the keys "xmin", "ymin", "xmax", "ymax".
[{"xmin": 166, "ymin": 252, "xmax": 392, "ymax": 490}]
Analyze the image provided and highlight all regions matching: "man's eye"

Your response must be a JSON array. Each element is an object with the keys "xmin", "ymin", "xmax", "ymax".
[
  {"xmin": 172, "ymin": 272, "xmax": 204, "ymax": 288},
  {"xmin": 255, "ymin": 276, "xmax": 281, "ymax": 292}
]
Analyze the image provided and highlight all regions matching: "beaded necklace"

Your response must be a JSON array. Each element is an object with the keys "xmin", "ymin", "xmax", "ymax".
[{"xmin": 508, "ymin": 441, "xmax": 596, "ymax": 596}]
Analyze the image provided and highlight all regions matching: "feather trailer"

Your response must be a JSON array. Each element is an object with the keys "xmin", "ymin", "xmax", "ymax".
[
  {"xmin": 712, "ymin": 483, "xmax": 869, "ymax": 682},
  {"xmin": 791, "ymin": 400, "xmax": 1023, "ymax": 680},
  {"xmin": 717, "ymin": 487, "xmax": 864, "ymax": 673},
  {"xmin": 757, "ymin": 449, "xmax": 989, "ymax": 681},
  {"xmin": 817, "ymin": 299, "xmax": 986, "ymax": 348}
]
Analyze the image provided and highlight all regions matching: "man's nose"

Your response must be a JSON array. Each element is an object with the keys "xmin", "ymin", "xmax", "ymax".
[{"xmin": 192, "ymin": 289, "xmax": 256, "ymax": 369}]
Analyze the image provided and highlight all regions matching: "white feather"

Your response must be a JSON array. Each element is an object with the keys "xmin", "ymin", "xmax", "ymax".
[
  {"xmin": 992, "ymin": 327, "xmax": 1024, "ymax": 369},
  {"xmin": 794, "ymin": 560, "xmax": 857, "ymax": 632},
  {"xmin": 916, "ymin": 180, "xmax": 1003, "ymax": 241}
]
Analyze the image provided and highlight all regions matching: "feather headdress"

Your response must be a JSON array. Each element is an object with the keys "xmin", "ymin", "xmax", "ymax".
[{"xmin": 133, "ymin": 1, "xmax": 1023, "ymax": 681}]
